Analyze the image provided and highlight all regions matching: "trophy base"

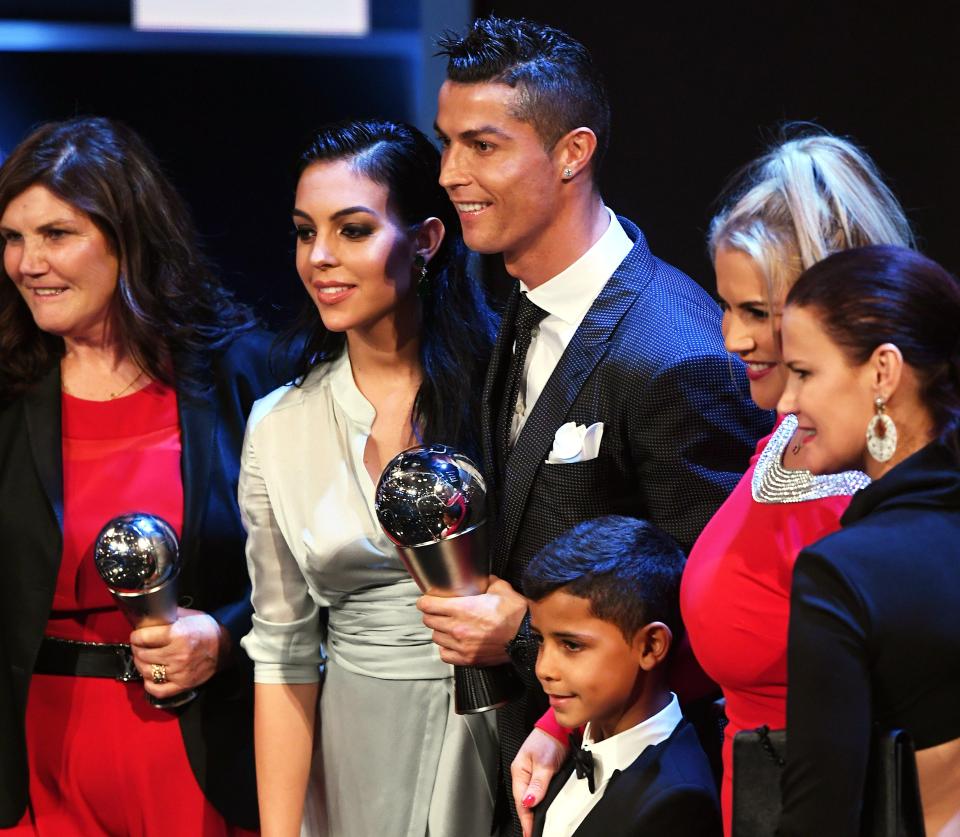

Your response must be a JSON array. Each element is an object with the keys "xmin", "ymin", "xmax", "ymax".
[
  {"xmin": 454, "ymin": 663, "xmax": 523, "ymax": 714},
  {"xmin": 147, "ymin": 688, "xmax": 198, "ymax": 710}
]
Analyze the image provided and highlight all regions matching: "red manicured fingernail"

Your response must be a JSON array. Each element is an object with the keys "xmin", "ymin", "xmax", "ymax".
[{"xmin": 522, "ymin": 795, "xmax": 536, "ymax": 808}]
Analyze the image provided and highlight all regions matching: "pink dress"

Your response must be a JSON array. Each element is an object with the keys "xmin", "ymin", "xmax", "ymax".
[
  {"xmin": 679, "ymin": 414, "xmax": 868, "ymax": 836},
  {"xmin": 13, "ymin": 384, "xmax": 254, "ymax": 837}
]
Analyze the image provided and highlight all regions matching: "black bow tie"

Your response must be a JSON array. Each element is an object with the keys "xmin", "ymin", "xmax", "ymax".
[{"xmin": 572, "ymin": 746, "xmax": 596, "ymax": 793}]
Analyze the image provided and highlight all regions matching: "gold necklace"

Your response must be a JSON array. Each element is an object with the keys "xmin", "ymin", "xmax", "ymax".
[
  {"xmin": 108, "ymin": 370, "xmax": 145, "ymax": 399},
  {"xmin": 61, "ymin": 367, "xmax": 145, "ymax": 400}
]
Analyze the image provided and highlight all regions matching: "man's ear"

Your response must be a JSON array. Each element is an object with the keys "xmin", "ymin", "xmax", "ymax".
[
  {"xmin": 554, "ymin": 127, "xmax": 598, "ymax": 182},
  {"xmin": 414, "ymin": 216, "xmax": 445, "ymax": 264},
  {"xmin": 633, "ymin": 621, "xmax": 673, "ymax": 671}
]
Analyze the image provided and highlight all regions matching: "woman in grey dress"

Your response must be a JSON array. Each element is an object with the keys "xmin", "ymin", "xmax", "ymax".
[{"xmin": 239, "ymin": 120, "xmax": 499, "ymax": 836}]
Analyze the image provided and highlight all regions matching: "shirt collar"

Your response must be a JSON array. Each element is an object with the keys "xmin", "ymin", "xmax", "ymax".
[
  {"xmin": 520, "ymin": 208, "xmax": 633, "ymax": 326},
  {"xmin": 328, "ymin": 349, "xmax": 375, "ymax": 428},
  {"xmin": 582, "ymin": 693, "xmax": 682, "ymax": 788}
]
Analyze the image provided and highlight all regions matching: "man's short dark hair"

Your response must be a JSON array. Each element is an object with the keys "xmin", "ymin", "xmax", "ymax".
[
  {"xmin": 436, "ymin": 16, "xmax": 610, "ymax": 182},
  {"xmin": 523, "ymin": 516, "xmax": 685, "ymax": 643}
]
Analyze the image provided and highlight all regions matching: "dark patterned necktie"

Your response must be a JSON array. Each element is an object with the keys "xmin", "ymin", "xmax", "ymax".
[
  {"xmin": 572, "ymin": 746, "xmax": 596, "ymax": 793},
  {"xmin": 496, "ymin": 293, "xmax": 548, "ymax": 472}
]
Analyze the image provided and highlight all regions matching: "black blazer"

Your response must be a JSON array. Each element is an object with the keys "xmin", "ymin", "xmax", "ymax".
[
  {"xmin": 487, "ymin": 218, "xmax": 770, "ymax": 831},
  {"xmin": 532, "ymin": 721, "xmax": 723, "ymax": 837},
  {"xmin": 0, "ymin": 330, "xmax": 281, "ymax": 829},
  {"xmin": 779, "ymin": 441, "xmax": 960, "ymax": 836}
]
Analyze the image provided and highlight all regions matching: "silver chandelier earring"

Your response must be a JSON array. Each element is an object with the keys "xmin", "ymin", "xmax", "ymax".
[{"xmin": 866, "ymin": 396, "xmax": 897, "ymax": 462}]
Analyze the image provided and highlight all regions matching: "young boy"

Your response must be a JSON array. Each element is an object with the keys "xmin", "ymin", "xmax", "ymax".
[{"xmin": 523, "ymin": 515, "xmax": 722, "ymax": 837}]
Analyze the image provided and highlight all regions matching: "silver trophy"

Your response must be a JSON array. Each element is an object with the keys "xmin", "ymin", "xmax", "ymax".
[
  {"xmin": 94, "ymin": 513, "xmax": 197, "ymax": 709},
  {"xmin": 375, "ymin": 444, "xmax": 522, "ymax": 714}
]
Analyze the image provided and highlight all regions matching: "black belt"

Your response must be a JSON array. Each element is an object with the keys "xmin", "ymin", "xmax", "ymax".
[{"xmin": 34, "ymin": 636, "xmax": 142, "ymax": 682}]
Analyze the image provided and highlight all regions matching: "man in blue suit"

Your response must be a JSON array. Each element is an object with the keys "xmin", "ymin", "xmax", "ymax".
[{"xmin": 420, "ymin": 16, "xmax": 770, "ymax": 835}]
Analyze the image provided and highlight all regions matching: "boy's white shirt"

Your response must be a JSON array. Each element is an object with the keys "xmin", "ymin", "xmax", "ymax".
[{"xmin": 542, "ymin": 693, "xmax": 682, "ymax": 837}]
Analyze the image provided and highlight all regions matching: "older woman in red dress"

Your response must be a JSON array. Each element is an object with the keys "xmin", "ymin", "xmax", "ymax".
[{"xmin": 0, "ymin": 117, "xmax": 278, "ymax": 835}]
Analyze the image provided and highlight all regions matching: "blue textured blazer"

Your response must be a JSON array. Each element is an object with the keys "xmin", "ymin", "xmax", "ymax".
[
  {"xmin": 483, "ymin": 217, "xmax": 770, "ymax": 572},
  {"xmin": 0, "ymin": 331, "xmax": 282, "ymax": 829}
]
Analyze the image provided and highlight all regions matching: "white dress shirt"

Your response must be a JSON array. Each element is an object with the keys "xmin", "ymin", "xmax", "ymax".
[
  {"xmin": 542, "ymin": 694, "xmax": 683, "ymax": 837},
  {"xmin": 509, "ymin": 208, "xmax": 633, "ymax": 442}
]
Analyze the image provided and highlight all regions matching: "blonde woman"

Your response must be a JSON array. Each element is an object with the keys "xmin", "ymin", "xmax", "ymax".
[{"xmin": 681, "ymin": 128, "xmax": 913, "ymax": 835}]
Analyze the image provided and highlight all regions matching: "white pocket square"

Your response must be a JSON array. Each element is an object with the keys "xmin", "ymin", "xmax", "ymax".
[{"xmin": 546, "ymin": 421, "xmax": 604, "ymax": 464}]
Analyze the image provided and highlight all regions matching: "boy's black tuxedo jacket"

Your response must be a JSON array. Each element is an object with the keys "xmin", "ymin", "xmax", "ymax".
[
  {"xmin": 0, "ymin": 331, "xmax": 282, "ymax": 829},
  {"xmin": 484, "ymin": 217, "xmax": 771, "ymax": 831},
  {"xmin": 532, "ymin": 720, "xmax": 723, "ymax": 837}
]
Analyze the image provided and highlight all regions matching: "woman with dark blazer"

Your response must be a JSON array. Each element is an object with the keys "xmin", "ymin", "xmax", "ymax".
[
  {"xmin": 0, "ymin": 117, "xmax": 279, "ymax": 834},
  {"xmin": 777, "ymin": 245, "xmax": 960, "ymax": 836}
]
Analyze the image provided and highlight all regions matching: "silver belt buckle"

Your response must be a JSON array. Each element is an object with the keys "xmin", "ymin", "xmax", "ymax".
[{"xmin": 115, "ymin": 645, "xmax": 141, "ymax": 682}]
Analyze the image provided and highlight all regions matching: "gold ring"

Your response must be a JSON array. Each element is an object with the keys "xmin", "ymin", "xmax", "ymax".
[{"xmin": 151, "ymin": 663, "xmax": 167, "ymax": 684}]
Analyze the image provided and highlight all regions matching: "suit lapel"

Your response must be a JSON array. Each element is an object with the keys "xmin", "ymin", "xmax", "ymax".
[
  {"xmin": 573, "ymin": 742, "xmax": 663, "ymax": 835},
  {"xmin": 177, "ymin": 386, "xmax": 217, "ymax": 568},
  {"xmin": 493, "ymin": 243, "xmax": 644, "ymax": 575},
  {"xmin": 481, "ymin": 284, "xmax": 520, "ymax": 497},
  {"xmin": 532, "ymin": 760, "xmax": 577, "ymax": 837},
  {"xmin": 573, "ymin": 720, "xmax": 693, "ymax": 836},
  {"xmin": 23, "ymin": 365, "xmax": 65, "ymax": 533},
  {"xmin": 535, "ymin": 732, "xmax": 666, "ymax": 837}
]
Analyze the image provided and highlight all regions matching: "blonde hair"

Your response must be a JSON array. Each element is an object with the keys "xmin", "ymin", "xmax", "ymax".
[{"xmin": 709, "ymin": 126, "xmax": 915, "ymax": 308}]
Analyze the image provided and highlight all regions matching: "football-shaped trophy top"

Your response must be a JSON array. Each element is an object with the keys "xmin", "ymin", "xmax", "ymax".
[
  {"xmin": 93, "ymin": 512, "xmax": 180, "ymax": 594},
  {"xmin": 374, "ymin": 444, "xmax": 487, "ymax": 547}
]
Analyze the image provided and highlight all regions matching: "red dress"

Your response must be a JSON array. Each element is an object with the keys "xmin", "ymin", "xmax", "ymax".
[
  {"xmin": 13, "ymin": 383, "xmax": 253, "ymax": 837},
  {"xmin": 679, "ymin": 415, "xmax": 862, "ymax": 836}
]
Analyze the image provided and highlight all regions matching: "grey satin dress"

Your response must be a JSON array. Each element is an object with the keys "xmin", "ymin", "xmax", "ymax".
[{"xmin": 240, "ymin": 354, "xmax": 498, "ymax": 837}]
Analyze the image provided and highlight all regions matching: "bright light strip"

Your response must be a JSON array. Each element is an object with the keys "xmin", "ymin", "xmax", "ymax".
[{"xmin": 132, "ymin": 0, "xmax": 369, "ymax": 37}]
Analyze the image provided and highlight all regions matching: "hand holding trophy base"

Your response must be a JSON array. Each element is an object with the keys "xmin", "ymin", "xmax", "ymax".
[
  {"xmin": 94, "ymin": 513, "xmax": 198, "ymax": 710},
  {"xmin": 376, "ymin": 445, "xmax": 523, "ymax": 714}
]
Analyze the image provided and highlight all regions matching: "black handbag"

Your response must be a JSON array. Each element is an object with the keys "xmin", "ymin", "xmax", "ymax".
[
  {"xmin": 732, "ymin": 725, "xmax": 786, "ymax": 837},
  {"xmin": 732, "ymin": 725, "xmax": 925, "ymax": 837}
]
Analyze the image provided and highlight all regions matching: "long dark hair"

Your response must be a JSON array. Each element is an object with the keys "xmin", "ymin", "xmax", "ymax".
[
  {"xmin": 786, "ymin": 244, "xmax": 960, "ymax": 457},
  {"xmin": 288, "ymin": 119, "xmax": 497, "ymax": 461},
  {"xmin": 0, "ymin": 116, "xmax": 257, "ymax": 399}
]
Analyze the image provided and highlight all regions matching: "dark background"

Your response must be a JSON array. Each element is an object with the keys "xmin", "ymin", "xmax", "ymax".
[
  {"xmin": 1, "ymin": 1, "xmax": 957, "ymax": 325},
  {"xmin": 0, "ymin": 0, "xmax": 433, "ymax": 325},
  {"xmin": 475, "ymin": 0, "xmax": 959, "ymax": 292}
]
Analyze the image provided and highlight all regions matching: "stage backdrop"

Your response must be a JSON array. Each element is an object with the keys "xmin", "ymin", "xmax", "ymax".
[
  {"xmin": 0, "ymin": 1, "xmax": 957, "ymax": 320},
  {"xmin": 0, "ymin": 0, "xmax": 469, "ymax": 326},
  {"xmin": 475, "ymin": 1, "xmax": 959, "ymax": 295}
]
